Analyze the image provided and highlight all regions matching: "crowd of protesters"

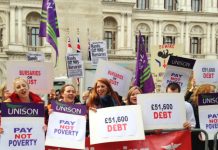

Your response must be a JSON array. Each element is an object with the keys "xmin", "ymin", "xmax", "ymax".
[{"xmin": 0, "ymin": 76, "xmax": 217, "ymax": 150}]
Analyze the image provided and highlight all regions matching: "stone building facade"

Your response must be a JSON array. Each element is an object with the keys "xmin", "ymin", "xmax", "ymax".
[{"xmin": 0, "ymin": 0, "xmax": 218, "ymax": 91}]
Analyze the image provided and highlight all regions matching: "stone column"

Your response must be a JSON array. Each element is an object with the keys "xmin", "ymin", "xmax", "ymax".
[
  {"xmin": 18, "ymin": 6, "xmax": 22, "ymax": 44},
  {"xmin": 158, "ymin": 20, "xmax": 162, "ymax": 45},
  {"xmin": 3, "ymin": 10, "xmax": 9, "ymax": 46},
  {"xmin": 153, "ymin": 20, "xmax": 157, "ymax": 45},
  {"xmin": 185, "ymin": 22, "xmax": 189, "ymax": 54},
  {"xmin": 10, "ymin": 6, "xmax": 16, "ymax": 44},
  {"xmin": 211, "ymin": 23, "xmax": 216, "ymax": 54},
  {"xmin": 186, "ymin": 0, "xmax": 192, "ymax": 11},
  {"xmin": 180, "ymin": 21, "xmax": 184, "ymax": 44},
  {"xmin": 120, "ymin": 13, "xmax": 125, "ymax": 48},
  {"xmin": 117, "ymin": 26, "xmax": 121, "ymax": 49},
  {"xmin": 206, "ymin": 23, "xmax": 211, "ymax": 54},
  {"xmin": 127, "ymin": 13, "xmax": 132, "ymax": 48}
]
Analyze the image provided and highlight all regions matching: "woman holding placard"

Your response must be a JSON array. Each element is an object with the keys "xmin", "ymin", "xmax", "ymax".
[
  {"xmin": 126, "ymin": 86, "xmax": 142, "ymax": 105},
  {"xmin": 4, "ymin": 77, "xmax": 43, "ymax": 103},
  {"xmin": 190, "ymin": 84, "xmax": 216, "ymax": 150},
  {"xmin": 87, "ymin": 78, "xmax": 120, "ymax": 110},
  {"xmin": 0, "ymin": 77, "xmax": 43, "ymax": 134}
]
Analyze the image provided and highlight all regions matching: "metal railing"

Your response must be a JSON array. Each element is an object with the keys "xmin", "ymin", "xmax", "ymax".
[{"xmin": 214, "ymin": 131, "xmax": 218, "ymax": 150}]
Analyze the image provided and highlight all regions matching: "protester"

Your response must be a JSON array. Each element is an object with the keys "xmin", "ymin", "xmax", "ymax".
[
  {"xmin": 166, "ymin": 82, "xmax": 196, "ymax": 129},
  {"xmin": 190, "ymin": 84, "xmax": 217, "ymax": 150},
  {"xmin": 87, "ymin": 78, "xmax": 121, "ymax": 109},
  {"xmin": 126, "ymin": 86, "xmax": 142, "ymax": 105},
  {"xmin": 4, "ymin": 77, "xmax": 43, "ymax": 103},
  {"xmin": 0, "ymin": 77, "xmax": 44, "ymax": 134},
  {"xmin": 82, "ymin": 90, "xmax": 90, "ymax": 104},
  {"xmin": 47, "ymin": 84, "xmax": 80, "ymax": 113},
  {"xmin": 185, "ymin": 77, "xmax": 196, "ymax": 101},
  {"xmin": 0, "ymin": 83, "xmax": 11, "ymax": 102}
]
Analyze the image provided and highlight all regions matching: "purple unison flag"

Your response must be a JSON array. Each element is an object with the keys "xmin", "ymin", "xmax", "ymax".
[
  {"xmin": 134, "ymin": 32, "xmax": 155, "ymax": 93},
  {"xmin": 39, "ymin": 0, "xmax": 60, "ymax": 66}
]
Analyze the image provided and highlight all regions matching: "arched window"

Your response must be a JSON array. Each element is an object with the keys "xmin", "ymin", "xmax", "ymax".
[
  {"xmin": 103, "ymin": 17, "xmax": 117, "ymax": 51},
  {"xmin": 26, "ymin": 12, "xmax": 42, "ymax": 51},
  {"xmin": 163, "ymin": 24, "xmax": 178, "ymax": 44},
  {"xmin": 190, "ymin": 25, "xmax": 203, "ymax": 54},
  {"xmin": 136, "ymin": 23, "xmax": 151, "ymax": 52}
]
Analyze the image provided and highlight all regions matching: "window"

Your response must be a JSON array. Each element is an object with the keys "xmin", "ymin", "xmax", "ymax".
[
  {"xmin": 137, "ymin": 0, "xmax": 149, "ymax": 9},
  {"xmin": 163, "ymin": 36, "xmax": 175, "ymax": 44},
  {"xmin": 103, "ymin": 0, "xmax": 115, "ymax": 1},
  {"xmin": 190, "ymin": 37, "xmax": 201, "ymax": 54},
  {"xmin": 27, "ymin": 27, "xmax": 42, "ymax": 48},
  {"xmin": 191, "ymin": 0, "xmax": 202, "ymax": 12},
  {"xmin": 104, "ymin": 31, "xmax": 115, "ymax": 49},
  {"xmin": 135, "ymin": 35, "xmax": 149, "ymax": 52},
  {"xmin": 164, "ymin": 0, "xmax": 178, "ymax": 11}
]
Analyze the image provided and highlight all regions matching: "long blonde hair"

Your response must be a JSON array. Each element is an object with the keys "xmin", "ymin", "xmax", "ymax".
[
  {"xmin": 126, "ymin": 86, "xmax": 142, "ymax": 105},
  {"xmin": 192, "ymin": 84, "xmax": 216, "ymax": 105}
]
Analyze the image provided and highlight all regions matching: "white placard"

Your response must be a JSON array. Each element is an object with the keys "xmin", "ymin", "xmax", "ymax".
[
  {"xmin": 45, "ymin": 112, "xmax": 86, "ymax": 149},
  {"xmin": 199, "ymin": 105, "xmax": 218, "ymax": 140},
  {"xmin": 90, "ymin": 40, "xmax": 108, "ymax": 65},
  {"xmin": 137, "ymin": 93, "xmax": 186, "ymax": 130},
  {"xmin": 0, "ymin": 118, "xmax": 45, "ymax": 150},
  {"xmin": 193, "ymin": 59, "xmax": 218, "ymax": 85},
  {"xmin": 89, "ymin": 105, "xmax": 145, "ymax": 144},
  {"xmin": 6, "ymin": 61, "xmax": 53, "ymax": 94},
  {"xmin": 94, "ymin": 59, "xmax": 133, "ymax": 97},
  {"xmin": 26, "ymin": 51, "xmax": 45, "ymax": 62},
  {"xmin": 161, "ymin": 65, "xmax": 192, "ymax": 92}
]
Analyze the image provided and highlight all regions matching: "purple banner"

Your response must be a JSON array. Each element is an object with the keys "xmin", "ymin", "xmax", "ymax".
[
  {"xmin": 198, "ymin": 93, "xmax": 218, "ymax": 106},
  {"xmin": 168, "ymin": 56, "xmax": 196, "ymax": 69},
  {"xmin": 51, "ymin": 100, "xmax": 87, "ymax": 116},
  {"xmin": 1, "ymin": 103, "xmax": 44, "ymax": 117}
]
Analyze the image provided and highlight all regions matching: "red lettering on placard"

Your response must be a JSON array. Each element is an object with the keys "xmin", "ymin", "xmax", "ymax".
[
  {"xmin": 107, "ymin": 123, "xmax": 127, "ymax": 132},
  {"xmin": 203, "ymin": 73, "xmax": 214, "ymax": 78},
  {"xmin": 153, "ymin": 111, "xmax": 172, "ymax": 119}
]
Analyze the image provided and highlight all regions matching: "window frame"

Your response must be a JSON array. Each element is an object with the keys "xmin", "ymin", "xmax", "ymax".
[
  {"xmin": 163, "ymin": 36, "xmax": 175, "ymax": 44},
  {"xmin": 191, "ymin": 0, "xmax": 202, "ymax": 12},
  {"xmin": 137, "ymin": 0, "xmax": 149, "ymax": 10},
  {"xmin": 27, "ymin": 26, "xmax": 43, "ymax": 50},
  {"xmin": 164, "ymin": 0, "xmax": 178, "ymax": 11},
  {"xmin": 190, "ymin": 37, "xmax": 201, "ymax": 54}
]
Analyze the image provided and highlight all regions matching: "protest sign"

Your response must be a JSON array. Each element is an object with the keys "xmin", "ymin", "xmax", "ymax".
[
  {"xmin": 45, "ymin": 101, "xmax": 86, "ymax": 149},
  {"xmin": 6, "ymin": 61, "xmax": 53, "ymax": 94},
  {"xmin": 193, "ymin": 59, "xmax": 218, "ymax": 85},
  {"xmin": 65, "ymin": 53, "xmax": 84, "ymax": 78},
  {"xmin": 89, "ymin": 105, "xmax": 144, "ymax": 145},
  {"xmin": 137, "ymin": 93, "xmax": 186, "ymax": 130},
  {"xmin": 26, "ymin": 51, "xmax": 45, "ymax": 62},
  {"xmin": 94, "ymin": 59, "xmax": 132, "ymax": 97},
  {"xmin": 0, "ymin": 103, "xmax": 45, "ymax": 150},
  {"xmin": 161, "ymin": 56, "xmax": 196, "ymax": 92},
  {"xmin": 90, "ymin": 40, "xmax": 108, "ymax": 65},
  {"xmin": 198, "ymin": 93, "xmax": 218, "ymax": 140},
  {"xmin": 150, "ymin": 44, "xmax": 183, "ymax": 79}
]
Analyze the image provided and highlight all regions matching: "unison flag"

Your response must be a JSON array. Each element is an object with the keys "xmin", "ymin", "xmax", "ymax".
[
  {"xmin": 39, "ymin": 0, "xmax": 60, "ymax": 66},
  {"xmin": 134, "ymin": 32, "xmax": 155, "ymax": 93},
  {"xmin": 77, "ymin": 37, "xmax": 81, "ymax": 53}
]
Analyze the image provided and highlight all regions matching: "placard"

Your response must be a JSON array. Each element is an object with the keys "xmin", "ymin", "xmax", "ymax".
[
  {"xmin": 45, "ymin": 101, "xmax": 86, "ymax": 149},
  {"xmin": 6, "ymin": 61, "xmax": 53, "ymax": 94},
  {"xmin": 90, "ymin": 40, "xmax": 108, "ymax": 65},
  {"xmin": 94, "ymin": 59, "xmax": 133, "ymax": 97},
  {"xmin": 26, "ymin": 51, "xmax": 45, "ymax": 62},
  {"xmin": 65, "ymin": 53, "xmax": 84, "ymax": 78},
  {"xmin": 89, "ymin": 105, "xmax": 145, "ymax": 144},
  {"xmin": 0, "ymin": 103, "xmax": 45, "ymax": 150},
  {"xmin": 193, "ymin": 59, "xmax": 218, "ymax": 85},
  {"xmin": 198, "ymin": 93, "xmax": 218, "ymax": 140},
  {"xmin": 137, "ymin": 93, "xmax": 186, "ymax": 130},
  {"xmin": 161, "ymin": 56, "xmax": 196, "ymax": 92}
]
